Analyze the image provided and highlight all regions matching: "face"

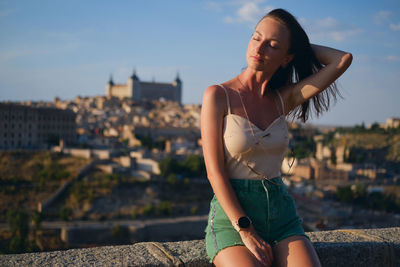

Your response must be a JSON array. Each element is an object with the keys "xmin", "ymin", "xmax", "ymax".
[{"xmin": 246, "ymin": 17, "xmax": 293, "ymax": 73}]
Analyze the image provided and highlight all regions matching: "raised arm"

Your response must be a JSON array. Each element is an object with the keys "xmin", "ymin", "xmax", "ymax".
[{"xmin": 282, "ymin": 44, "xmax": 353, "ymax": 114}]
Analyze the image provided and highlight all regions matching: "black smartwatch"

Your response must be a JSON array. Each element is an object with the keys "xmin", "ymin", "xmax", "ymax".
[{"xmin": 232, "ymin": 216, "xmax": 252, "ymax": 232}]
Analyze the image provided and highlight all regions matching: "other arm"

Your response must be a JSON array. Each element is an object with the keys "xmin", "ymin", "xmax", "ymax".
[{"xmin": 282, "ymin": 44, "xmax": 353, "ymax": 114}]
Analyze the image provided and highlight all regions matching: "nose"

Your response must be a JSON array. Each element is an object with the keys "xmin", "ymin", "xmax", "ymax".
[{"xmin": 254, "ymin": 42, "xmax": 264, "ymax": 55}]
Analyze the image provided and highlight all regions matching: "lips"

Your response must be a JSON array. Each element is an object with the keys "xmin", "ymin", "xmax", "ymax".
[{"xmin": 250, "ymin": 55, "xmax": 263, "ymax": 62}]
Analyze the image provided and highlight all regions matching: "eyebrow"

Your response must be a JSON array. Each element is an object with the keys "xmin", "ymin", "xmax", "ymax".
[{"xmin": 254, "ymin": 30, "xmax": 281, "ymax": 43}]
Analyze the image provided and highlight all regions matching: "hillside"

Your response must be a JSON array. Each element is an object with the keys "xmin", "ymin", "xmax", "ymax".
[
  {"xmin": 331, "ymin": 132, "xmax": 400, "ymax": 165},
  {"xmin": 0, "ymin": 151, "xmax": 89, "ymax": 221}
]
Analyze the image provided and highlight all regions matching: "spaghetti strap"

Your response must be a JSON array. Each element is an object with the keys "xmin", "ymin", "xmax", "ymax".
[
  {"xmin": 275, "ymin": 91, "xmax": 285, "ymax": 115},
  {"xmin": 219, "ymin": 84, "xmax": 231, "ymax": 114}
]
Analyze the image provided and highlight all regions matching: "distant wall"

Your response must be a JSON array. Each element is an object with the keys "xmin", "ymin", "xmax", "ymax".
[
  {"xmin": 1, "ymin": 227, "xmax": 399, "ymax": 267},
  {"xmin": 60, "ymin": 148, "xmax": 116, "ymax": 160},
  {"xmin": 62, "ymin": 148, "xmax": 91, "ymax": 159},
  {"xmin": 60, "ymin": 215, "xmax": 208, "ymax": 245}
]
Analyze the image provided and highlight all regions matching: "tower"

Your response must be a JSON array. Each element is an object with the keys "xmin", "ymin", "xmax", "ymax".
[
  {"xmin": 173, "ymin": 72, "xmax": 182, "ymax": 104},
  {"xmin": 128, "ymin": 68, "xmax": 141, "ymax": 101},
  {"xmin": 106, "ymin": 74, "xmax": 114, "ymax": 98}
]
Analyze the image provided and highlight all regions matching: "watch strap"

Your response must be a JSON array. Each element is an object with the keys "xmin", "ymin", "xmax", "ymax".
[{"xmin": 231, "ymin": 216, "xmax": 252, "ymax": 232}]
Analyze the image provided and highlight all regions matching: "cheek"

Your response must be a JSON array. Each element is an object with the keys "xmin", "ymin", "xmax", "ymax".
[
  {"xmin": 246, "ymin": 42, "xmax": 253, "ymax": 54},
  {"xmin": 271, "ymin": 51, "xmax": 287, "ymax": 65}
]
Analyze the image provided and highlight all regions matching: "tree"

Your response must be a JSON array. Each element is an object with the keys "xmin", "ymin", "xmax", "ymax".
[
  {"xmin": 159, "ymin": 154, "xmax": 206, "ymax": 178},
  {"xmin": 156, "ymin": 201, "xmax": 172, "ymax": 216},
  {"xmin": 336, "ymin": 186, "xmax": 353, "ymax": 203},
  {"xmin": 60, "ymin": 206, "xmax": 73, "ymax": 221},
  {"xmin": 7, "ymin": 209, "xmax": 29, "ymax": 253},
  {"xmin": 32, "ymin": 211, "xmax": 42, "ymax": 233},
  {"xmin": 159, "ymin": 157, "xmax": 180, "ymax": 177},
  {"xmin": 135, "ymin": 133, "xmax": 153, "ymax": 149},
  {"xmin": 330, "ymin": 146, "xmax": 337, "ymax": 165},
  {"xmin": 167, "ymin": 174, "xmax": 178, "ymax": 185},
  {"xmin": 369, "ymin": 122, "xmax": 381, "ymax": 132},
  {"xmin": 181, "ymin": 154, "xmax": 205, "ymax": 177}
]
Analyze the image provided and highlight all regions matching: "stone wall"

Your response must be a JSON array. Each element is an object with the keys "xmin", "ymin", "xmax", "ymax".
[{"xmin": 1, "ymin": 227, "xmax": 399, "ymax": 266}]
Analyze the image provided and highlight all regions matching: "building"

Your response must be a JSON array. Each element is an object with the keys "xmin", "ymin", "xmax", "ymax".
[
  {"xmin": 311, "ymin": 160, "xmax": 349, "ymax": 180},
  {"xmin": 385, "ymin": 117, "xmax": 400, "ymax": 129},
  {"xmin": 0, "ymin": 103, "xmax": 76, "ymax": 149},
  {"xmin": 106, "ymin": 70, "xmax": 182, "ymax": 104},
  {"xmin": 288, "ymin": 157, "xmax": 350, "ymax": 181}
]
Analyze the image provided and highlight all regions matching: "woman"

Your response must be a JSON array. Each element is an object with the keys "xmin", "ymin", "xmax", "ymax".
[{"xmin": 201, "ymin": 8, "xmax": 352, "ymax": 267}]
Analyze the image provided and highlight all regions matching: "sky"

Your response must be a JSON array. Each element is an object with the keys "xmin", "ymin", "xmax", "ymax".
[{"xmin": 0, "ymin": 0, "xmax": 399, "ymax": 126}]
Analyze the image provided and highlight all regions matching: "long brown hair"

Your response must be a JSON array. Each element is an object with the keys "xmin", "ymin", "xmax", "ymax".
[{"xmin": 261, "ymin": 8, "xmax": 343, "ymax": 123}]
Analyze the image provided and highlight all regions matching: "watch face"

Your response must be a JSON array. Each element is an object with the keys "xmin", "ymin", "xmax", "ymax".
[{"xmin": 238, "ymin": 216, "xmax": 251, "ymax": 228}]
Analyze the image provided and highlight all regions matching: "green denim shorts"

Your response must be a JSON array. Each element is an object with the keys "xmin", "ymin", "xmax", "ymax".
[{"xmin": 204, "ymin": 177, "xmax": 310, "ymax": 263}]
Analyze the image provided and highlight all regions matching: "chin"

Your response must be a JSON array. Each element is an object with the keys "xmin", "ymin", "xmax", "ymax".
[{"xmin": 247, "ymin": 64, "xmax": 266, "ymax": 72}]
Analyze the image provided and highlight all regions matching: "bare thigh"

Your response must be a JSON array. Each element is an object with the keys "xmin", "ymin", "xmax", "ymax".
[
  {"xmin": 272, "ymin": 235, "xmax": 321, "ymax": 267},
  {"xmin": 213, "ymin": 245, "xmax": 264, "ymax": 267}
]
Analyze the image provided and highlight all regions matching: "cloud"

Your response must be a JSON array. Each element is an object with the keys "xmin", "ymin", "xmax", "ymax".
[
  {"xmin": 0, "ymin": 49, "xmax": 31, "ymax": 62},
  {"xmin": 237, "ymin": 2, "xmax": 268, "ymax": 22},
  {"xmin": 385, "ymin": 55, "xmax": 400, "ymax": 62},
  {"xmin": 224, "ymin": 16, "xmax": 235, "ymax": 23},
  {"xmin": 328, "ymin": 29, "xmax": 363, "ymax": 42},
  {"xmin": 205, "ymin": 1, "xmax": 223, "ymax": 12},
  {"xmin": 0, "ymin": 30, "xmax": 87, "ymax": 63},
  {"xmin": 374, "ymin": 10, "xmax": 392, "ymax": 25},
  {"xmin": 374, "ymin": 10, "xmax": 400, "ymax": 31},
  {"xmin": 315, "ymin": 17, "xmax": 338, "ymax": 28},
  {"xmin": 389, "ymin": 23, "xmax": 400, "ymax": 31},
  {"xmin": 300, "ymin": 17, "xmax": 363, "ymax": 42},
  {"xmin": 205, "ymin": 1, "xmax": 247, "ymax": 12},
  {"xmin": 223, "ymin": 1, "xmax": 273, "ymax": 24},
  {"xmin": 0, "ymin": 42, "xmax": 82, "ymax": 64}
]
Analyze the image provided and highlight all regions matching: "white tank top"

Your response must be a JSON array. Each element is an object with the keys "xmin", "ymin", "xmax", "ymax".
[{"xmin": 220, "ymin": 85, "xmax": 289, "ymax": 180}]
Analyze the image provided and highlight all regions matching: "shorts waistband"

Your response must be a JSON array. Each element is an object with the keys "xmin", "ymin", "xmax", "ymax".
[{"xmin": 229, "ymin": 177, "xmax": 284, "ymax": 193}]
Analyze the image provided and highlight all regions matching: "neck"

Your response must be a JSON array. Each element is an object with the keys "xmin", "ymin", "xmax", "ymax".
[{"xmin": 238, "ymin": 68, "xmax": 274, "ymax": 97}]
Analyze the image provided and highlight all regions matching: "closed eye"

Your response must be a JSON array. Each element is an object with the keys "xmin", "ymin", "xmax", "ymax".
[
  {"xmin": 269, "ymin": 43, "xmax": 279, "ymax": 49},
  {"xmin": 251, "ymin": 33, "xmax": 261, "ymax": 41}
]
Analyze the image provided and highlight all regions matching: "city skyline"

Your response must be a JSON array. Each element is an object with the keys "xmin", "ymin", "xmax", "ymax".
[{"xmin": 0, "ymin": 0, "xmax": 399, "ymax": 126}]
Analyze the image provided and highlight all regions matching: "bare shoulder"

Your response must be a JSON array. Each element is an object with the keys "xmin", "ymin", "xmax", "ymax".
[
  {"xmin": 203, "ymin": 84, "xmax": 225, "ymax": 99},
  {"xmin": 202, "ymin": 84, "xmax": 227, "ymax": 115},
  {"xmin": 203, "ymin": 77, "xmax": 237, "ymax": 100}
]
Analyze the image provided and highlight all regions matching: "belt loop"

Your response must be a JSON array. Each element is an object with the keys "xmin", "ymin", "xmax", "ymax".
[{"xmin": 244, "ymin": 179, "xmax": 250, "ymax": 192}]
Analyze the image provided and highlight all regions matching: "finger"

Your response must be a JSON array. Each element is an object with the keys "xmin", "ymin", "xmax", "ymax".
[
  {"xmin": 253, "ymin": 239, "xmax": 269, "ymax": 265},
  {"xmin": 260, "ymin": 252, "xmax": 269, "ymax": 267},
  {"xmin": 265, "ymin": 242, "xmax": 273, "ymax": 262},
  {"xmin": 259, "ymin": 241, "xmax": 273, "ymax": 266},
  {"xmin": 257, "ymin": 251, "xmax": 270, "ymax": 267},
  {"xmin": 253, "ymin": 249, "xmax": 267, "ymax": 267}
]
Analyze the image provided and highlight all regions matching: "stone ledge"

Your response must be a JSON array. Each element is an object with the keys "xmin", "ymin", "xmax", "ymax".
[{"xmin": 1, "ymin": 227, "xmax": 399, "ymax": 266}]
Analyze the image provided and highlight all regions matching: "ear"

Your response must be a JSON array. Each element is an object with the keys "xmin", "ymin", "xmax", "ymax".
[{"xmin": 281, "ymin": 54, "xmax": 294, "ymax": 68}]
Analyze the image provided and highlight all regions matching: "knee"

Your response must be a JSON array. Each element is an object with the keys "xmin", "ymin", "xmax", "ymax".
[{"xmin": 213, "ymin": 245, "xmax": 266, "ymax": 267}]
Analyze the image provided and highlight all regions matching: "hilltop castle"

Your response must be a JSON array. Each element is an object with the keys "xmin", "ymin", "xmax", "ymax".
[{"xmin": 106, "ymin": 70, "xmax": 182, "ymax": 104}]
